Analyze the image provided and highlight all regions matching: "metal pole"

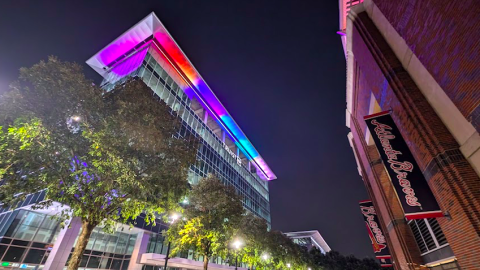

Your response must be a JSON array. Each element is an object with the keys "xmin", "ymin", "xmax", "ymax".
[
  {"xmin": 235, "ymin": 254, "xmax": 238, "ymax": 270},
  {"xmin": 164, "ymin": 241, "xmax": 171, "ymax": 270}
]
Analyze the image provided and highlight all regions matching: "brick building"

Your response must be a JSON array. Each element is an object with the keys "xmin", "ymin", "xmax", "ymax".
[{"xmin": 339, "ymin": 0, "xmax": 480, "ymax": 269}]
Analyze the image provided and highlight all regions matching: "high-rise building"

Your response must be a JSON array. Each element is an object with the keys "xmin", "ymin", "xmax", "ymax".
[
  {"xmin": 284, "ymin": 231, "xmax": 330, "ymax": 255},
  {"xmin": 0, "ymin": 12, "xmax": 276, "ymax": 270},
  {"xmin": 340, "ymin": 0, "xmax": 480, "ymax": 269}
]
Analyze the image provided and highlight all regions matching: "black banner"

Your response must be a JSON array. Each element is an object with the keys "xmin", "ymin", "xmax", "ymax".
[
  {"xmin": 364, "ymin": 111, "xmax": 443, "ymax": 220},
  {"xmin": 359, "ymin": 200, "xmax": 393, "ymax": 268}
]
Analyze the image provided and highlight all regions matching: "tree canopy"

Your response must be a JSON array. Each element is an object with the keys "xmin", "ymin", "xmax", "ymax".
[
  {"xmin": 169, "ymin": 174, "xmax": 245, "ymax": 270},
  {"xmin": 309, "ymin": 249, "xmax": 385, "ymax": 270},
  {"xmin": 0, "ymin": 57, "xmax": 198, "ymax": 269}
]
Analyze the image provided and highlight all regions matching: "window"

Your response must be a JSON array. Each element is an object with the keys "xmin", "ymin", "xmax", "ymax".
[
  {"xmin": 3, "ymin": 246, "xmax": 26, "ymax": 262},
  {"xmin": 409, "ymin": 218, "xmax": 448, "ymax": 255},
  {"xmin": 23, "ymin": 249, "xmax": 46, "ymax": 264}
]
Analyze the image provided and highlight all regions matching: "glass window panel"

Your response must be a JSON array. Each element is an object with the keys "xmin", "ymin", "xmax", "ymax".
[
  {"xmin": 122, "ymin": 260, "xmax": 130, "ymax": 270},
  {"xmin": 13, "ymin": 225, "xmax": 36, "ymax": 241},
  {"xmin": 87, "ymin": 256, "xmax": 101, "ymax": 268},
  {"xmin": 33, "ymin": 227, "xmax": 56, "ymax": 243},
  {"xmin": 0, "ymin": 245, "xmax": 7, "ymax": 259},
  {"xmin": 40, "ymin": 217, "xmax": 57, "ymax": 230},
  {"xmin": 110, "ymin": 259, "xmax": 122, "ymax": 270},
  {"xmin": 86, "ymin": 230, "xmax": 98, "ymax": 250},
  {"xmin": 23, "ymin": 212, "xmax": 44, "ymax": 227},
  {"xmin": 115, "ymin": 234, "xmax": 128, "ymax": 254},
  {"xmin": 4, "ymin": 211, "xmax": 26, "ymax": 237},
  {"xmin": 23, "ymin": 249, "xmax": 46, "ymax": 264},
  {"xmin": 126, "ymin": 235, "xmax": 137, "ymax": 255},
  {"xmin": 99, "ymin": 257, "xmax": 111, "ymax": 269},
  {"xmin": 93, "ymin": 232, "xmax": 108, "ymax": 251},
  {"xmin": 79, "ymin": 255, "xmax": 88, "ymax": 267},
  {"xmin": 106, "ymin": 234, "xmax": 119, "ymax": 253},
  {"xmin": 154, "ymin": 81, "xmax": 164, "ymax": 97},
  {"xmin": 0, "ymin": 238, "xmax": 11, "ymax": 245},
  {"xmin": 3, "ymin": 246, "xmax": 26, "ymax": 262}
]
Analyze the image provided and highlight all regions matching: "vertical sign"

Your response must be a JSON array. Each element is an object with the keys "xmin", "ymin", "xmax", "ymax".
[
  {"xmin": 364, "ymin": 111, "xmax": 443, "ymax": 220},
  {"xmin": 359, "ymin": 200, "xmax": 393, "ymax": 268}
]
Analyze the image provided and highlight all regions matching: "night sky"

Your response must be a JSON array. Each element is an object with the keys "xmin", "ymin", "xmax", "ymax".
[{"xmin": 0, "ymin": 0, "xmax": 372, "ymax": 258}]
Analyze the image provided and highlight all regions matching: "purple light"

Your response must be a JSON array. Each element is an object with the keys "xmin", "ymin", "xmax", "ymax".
[{"xmin": 86, "ymin": 13, "xmax": 276, "ymax": 180}]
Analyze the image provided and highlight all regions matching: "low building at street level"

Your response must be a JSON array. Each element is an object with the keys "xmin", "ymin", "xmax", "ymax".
[
  {"xmin": 284, "ymin": 231, "xmax": 331, "ymax": 254},
  {"xmin": 0, "ymin": 12, "xmax": 276, "ymax": 270},
  {"xmin": 340, "ymin": 0, "xmax": 480, "ymax": 269}
]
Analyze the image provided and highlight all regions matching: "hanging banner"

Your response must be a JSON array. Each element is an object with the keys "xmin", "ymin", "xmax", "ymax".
[
  {"xmin": 364, "ymin": 111, "xmax": 443, "ymax": 220},
  {"xmin": 359, "ymin": 200, "xmax": 393, "ymax": 268}
]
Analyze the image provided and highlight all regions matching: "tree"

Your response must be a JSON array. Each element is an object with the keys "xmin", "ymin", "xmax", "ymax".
[
  {"xmin": 0, "ymin": 57, "xmax": 198, "ymax": 270},
  {"xmin": 309, "ymin": 249, "xmax": 385, "ymax": 270},
  {"xmin": 168, "ymin": 175, "xmax": 244, "ymax": 270},
  {"xmin": 237, "ymin": 213, "xmax": 269, "ymax": 270},
  {"xmin": 262, "ymin": 230, "xmax": 314, "ymax": 270}
]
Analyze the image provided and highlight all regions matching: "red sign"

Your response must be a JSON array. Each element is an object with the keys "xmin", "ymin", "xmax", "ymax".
[
  {"xmin": 364, "ymin": 111, "xmax": 443, "ymax": 220},
  {"xmin": 359, "ymin": 200, "xmax": 392, "ymax": 267}
]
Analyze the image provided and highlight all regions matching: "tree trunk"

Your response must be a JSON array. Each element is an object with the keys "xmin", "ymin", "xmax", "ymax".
[
  {"xmin": 203, "ymin": 255, "xmax": 209, "ymax": 270},
  {"xmin": 67, "ymin": 220, "xmax": 96, "ymax": 270}
]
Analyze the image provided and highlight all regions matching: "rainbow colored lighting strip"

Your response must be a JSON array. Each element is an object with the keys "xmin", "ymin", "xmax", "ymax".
[{"xmin": 86, "ymin": 12, "xmax": 276, "ymax": 180}]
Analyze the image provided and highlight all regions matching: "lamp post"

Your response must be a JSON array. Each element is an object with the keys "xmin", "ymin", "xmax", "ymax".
[
  {"xmin": 286, "ymin": 263, "xmax": 291, "ymax": 270},
  {"xmin": 232, "ymin": 239, "xmax": 243, "ymax": 270},
  {"xmin": 262, "ymin": 253, "xmax": 270, "ymax": 270},
  {"xmin": 164, "ymin": 213, "xmax": 180, "ymax": 270}
]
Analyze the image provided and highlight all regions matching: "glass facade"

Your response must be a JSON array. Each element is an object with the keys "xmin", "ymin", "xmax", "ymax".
[
  {"xmin": 101, "ymin": 46, "xmax": 271, "ymax": 224},
  {"xmin": 68, "ymin": 227, "xmax": 137, "ymax": 270},
  {"xmin": 0, "ymin": 209, "xmax": 143, "ymax": 270},
  {"xmin": 144, "ymin": 232, "xmax": 244, "ymax": 270},
  {"xmin": 0, "ymin": 209, "xmax": 61, "ymax": 269}
]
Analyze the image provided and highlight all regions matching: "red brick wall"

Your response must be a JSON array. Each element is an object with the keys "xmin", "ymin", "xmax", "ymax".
[
  {"xmin": 373, "ymin": 0, "xmax": 480, "ymax": 132},
  {"xmin": 349, "ymin": 11, "xmax": 480, "ymax": 269}
]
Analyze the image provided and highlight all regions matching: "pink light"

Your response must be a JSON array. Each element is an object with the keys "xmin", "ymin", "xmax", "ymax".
[{"xmin": 86, "ymin": 13, "xmax": 276, "ymax": 180}]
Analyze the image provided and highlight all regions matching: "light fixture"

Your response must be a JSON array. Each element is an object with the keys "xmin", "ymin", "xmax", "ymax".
[
  {"xmin": 232, "ymin": 239, "xmax": 243, "ymax": 250},
  {"xmin": 170, "ymin": 213, "xmax": 180, "ymax": 223}
]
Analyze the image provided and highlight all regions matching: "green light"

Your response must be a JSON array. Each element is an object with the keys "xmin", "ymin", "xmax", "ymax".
[{"xmin": 1, "ymin": 262, "xmax": 10, "ymax": 266}]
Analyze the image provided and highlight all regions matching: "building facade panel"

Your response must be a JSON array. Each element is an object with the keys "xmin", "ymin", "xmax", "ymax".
[
  {"xmin": 373, "ymin": 0, "xmax": 480, "ymax": 129},
  {"xmin": 343, "ymin": 2, "xmax": 480, "ymax": 269}
]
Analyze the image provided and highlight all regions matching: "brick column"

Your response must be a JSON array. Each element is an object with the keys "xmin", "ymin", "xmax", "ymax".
[{"xmin": 349, "ymin": 7, "xmax": 480, "ymax": 269}]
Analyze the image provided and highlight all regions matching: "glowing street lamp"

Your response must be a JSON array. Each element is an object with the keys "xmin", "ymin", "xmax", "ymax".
[
  {"xmin": 232, "ymin": 239, "xmax": 243, "ymax": 270},
  {"xmin": 164, "ymin": 213, "xmax": 181, "ymax": 270},
  {"xmin": 170, "ymin": 213, "xmax": 180, "ymax": 223},
  {"xmin": 262, "ymin": 253, "xmax": 269, "ymax": 261},
  {"xmin": 287, "ymin": 263, "xmax": 291, "ymax": 268}
]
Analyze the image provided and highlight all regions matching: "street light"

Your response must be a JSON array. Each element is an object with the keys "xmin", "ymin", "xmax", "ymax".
[
  {"xmin": 164, "ymin": 213, "xmax": 180, "ymax": 270},
  {"xmin": 262, "ymin": 253, "xmax": 269, "ymax": 261},
  {"xmin": 287, "ymin": 263, "xmax": 291, "ymax": 268},
  {"xmin": 232, "ymin": 239, "xmax": 243, "ymax": 270},
  {"xmin": 262, "ymin": 253, "xmax": 270, "ymax": 270}
]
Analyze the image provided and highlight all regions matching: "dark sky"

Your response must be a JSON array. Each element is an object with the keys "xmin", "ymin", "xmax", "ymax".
[{"xmin": 0, "ymin": 0, "xmax": 372, "ymax": 258}]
